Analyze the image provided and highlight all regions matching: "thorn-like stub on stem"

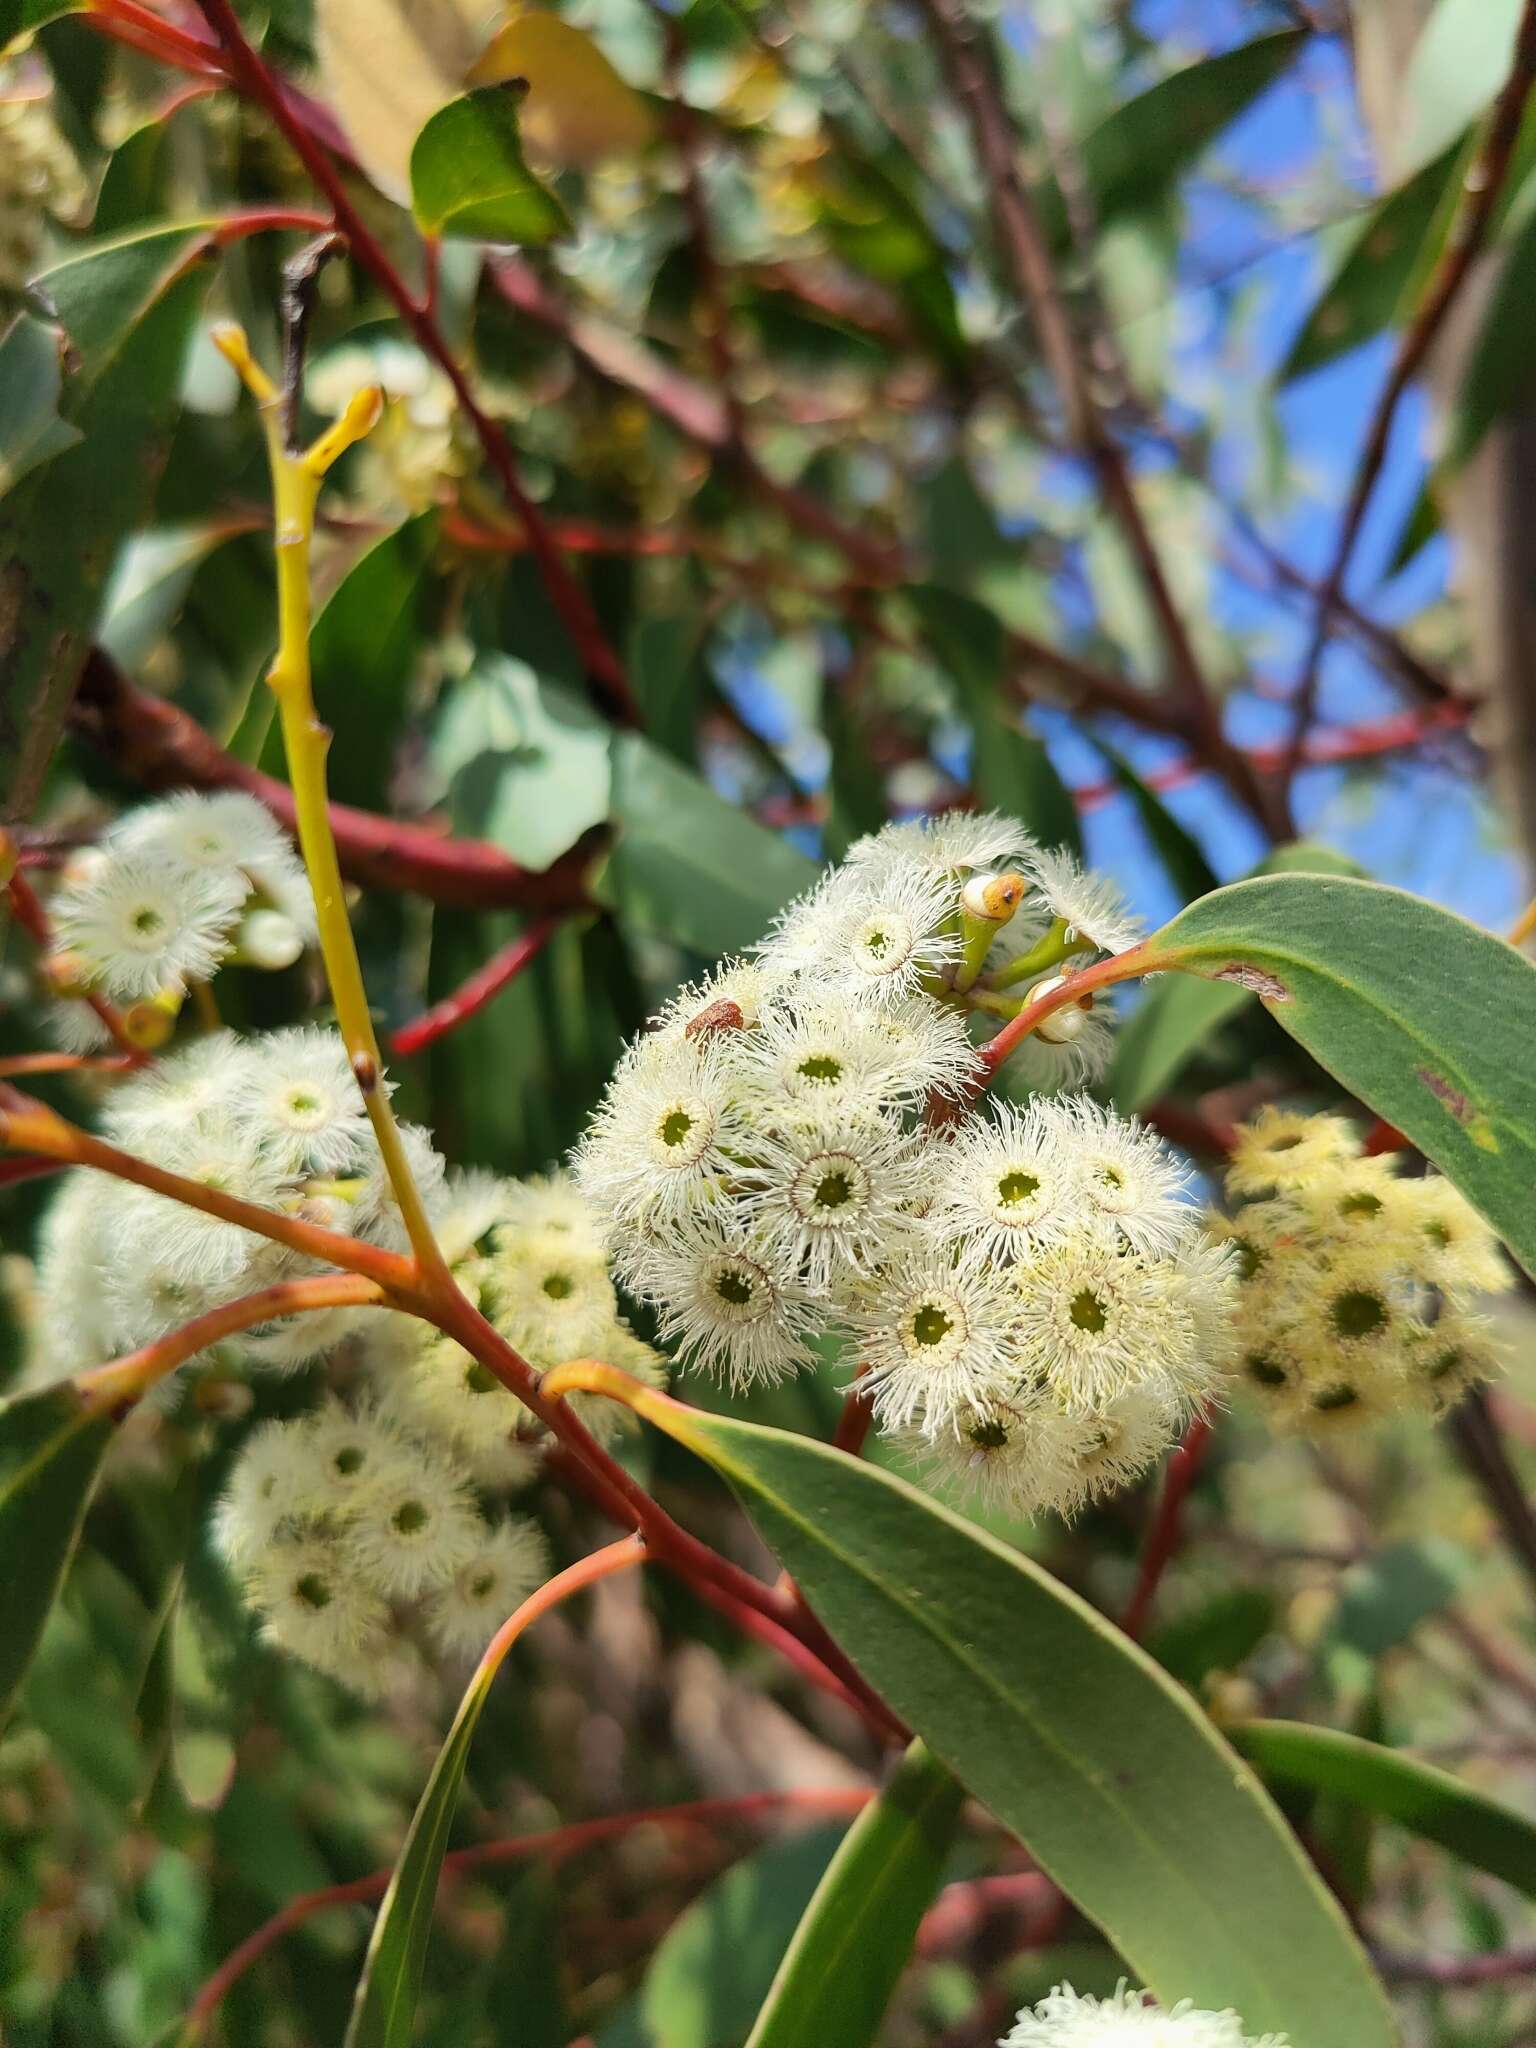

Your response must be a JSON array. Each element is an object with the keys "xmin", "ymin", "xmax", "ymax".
[{"xmin": 350, "ymin": 1049, "xmax": 380, "ymax": 1096}]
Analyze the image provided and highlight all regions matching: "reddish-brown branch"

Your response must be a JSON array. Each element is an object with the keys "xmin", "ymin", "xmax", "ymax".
[
  {"xmin": 185, "ymin": 0, "xmax": 638, "ymax": 728},
  {"xmin": 1121, "ymin": 1414, "xmax": 1214, "ymax": 1641},
  {"xmin": 390, "ymin": 917, "xmax": 561, "ymax": 1057},
  {"xmin": 182, "ymin": 1787, "xmax": 874, "ymax": 2031},
  {"xmin": 0, "ymin": 1052, "xmax": 137, "ymax": 1079},
  {"xmin": 69, "ymin": 650, "xmax": 599, "ymax": 914},
  {"xmin": 0, "ymin": 1154, "xmax": 64, "ymax": 1190},
  {"xmin": 915, "ymin": 0, "xmax": 1288, "ymax": 839},
  {"xmin": 1283, "ymin": 0, "xmax": 1536, "ymax": 787}
]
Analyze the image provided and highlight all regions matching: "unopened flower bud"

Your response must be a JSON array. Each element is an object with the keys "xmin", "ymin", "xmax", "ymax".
[
  {"xmin": 236, "ymin": 908, "xmax": 304, "ymax": 971},
  {"xmin": 1031, "ymin": 975, "xmax": 1090, "ymax": 1043},
  {"xmin": 961, "ymin": 870, "xmax": 1027, "ymax": 923},
  {"xmin": 121, "ymin": 987, "xmax": 183, "ymax": 1050}
]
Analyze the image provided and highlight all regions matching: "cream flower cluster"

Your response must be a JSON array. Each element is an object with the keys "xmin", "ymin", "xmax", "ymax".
[
  {"xmin": 46, "ymin": 791, "xmax": 316, "ymax": 1048},
  {"xmin": 1000, "ymin": 1982, "xmax": 1286, "ymax": 2048},
  {"xmin": 34, "ymin": 1028, "xmax": 438, "ymax": 1379},
  {"xmin": 0, "ymin": 64, "xmax": 82, "ymax": 291},
  {"xmin": 372, "ymin": 1167, "xmax": 668, "ymax": 1490},
  {"xmin": 1216, "ymin": 1108, "xmax": 1511, "ymax": 1432},
  {"xmin": 575, "ymin": 813, "xmax": 1236, "ymax": 1519},
  {"xmin": 216, "ymin": 1396, "xmax": 549, "ymax": 1690}
]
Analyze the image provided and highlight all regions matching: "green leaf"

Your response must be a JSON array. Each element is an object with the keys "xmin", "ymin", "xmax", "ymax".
[
  {"xmin": 1096, "ymin": 744, "xmax": 1217, "ymax": 906},
  {"xmin": 0, "ymin": 1380, "xmax": 113, "ymax": 1727},
  {"xmin": 1280, "ymin": 150, "xmax": 1458, "ymax": 384},
  {"xmin": 410, "ymin": 87, "xmax": 572, "ymax": 244},
  {"xmin": 432, "ymin": 653, "xmax": 613, "ymax": 872},
  {"xmin": 0, "ymin": 313, "xmax": 82, "ymax": 494},
  {"xmin": 599, "ymin": 1826, "xmax": 846, "ymax": 2048},
  {"xmin": 1, "ymin": 246, "xmax": 214, "ymax": 821},
  {"xmin": 1329, "ymin": 1539, "xmax": 1467, "ymax": 1660},
  {"xmin": 1078, "ymin": 32, "xmax": 1306, "ymax": 225},
  {"xmin": 31, "ymin": 223, "xmax": 212, "ymax": 381},
  {"xmin": 1232, "ymin": 1721, "xmax": 1536, "ymax": 1898},
  {"xmin": 646, "ymin": 1404, "xmax": 1392, "ymax": 2047},
  {"xmin": 0, "ymin": 0, "xmax": 78, "ymax": 53},
  {"xmin": 1107, "ymin": 844, "xmax": 1363, "ymax": 1112},
  {"xmin": 345, "ymin": 1639, "xmax": 505, "ymax": 2046},
  {"xmin": 1145, "ymin": 873, "xmax": 1536, "ymax": 1276},
  {"xmin": 746, "ymin": 1741, "xmax": 962, "ymax": 2048},
  {"xmin": 600, "ymin": 733, "xmax": 819, "ymax": 959}
]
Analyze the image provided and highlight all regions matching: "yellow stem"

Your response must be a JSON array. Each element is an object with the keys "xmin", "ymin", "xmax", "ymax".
[
  {"xmin": 214, "ymin": 324, "xmax": 449, "ymax": 1286},
  {"xmin": 1510, "ymin": 897, "xmax": 1536, "ymax": 948}
]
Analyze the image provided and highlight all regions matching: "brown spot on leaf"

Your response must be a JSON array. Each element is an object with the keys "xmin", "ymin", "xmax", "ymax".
[
  {"xmin": 1214, "ymin": 962, "xmax": 1289, "ymax": 1002},
  {"xmin": 1416, "ymin": 1066, "xmax": 1474, "ymax": 1124}
]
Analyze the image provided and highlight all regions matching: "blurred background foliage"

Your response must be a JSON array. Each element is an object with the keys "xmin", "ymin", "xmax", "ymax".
[{"xmin": 3, "ymin": 0, "xmax": 1536, "ymax": 2041}]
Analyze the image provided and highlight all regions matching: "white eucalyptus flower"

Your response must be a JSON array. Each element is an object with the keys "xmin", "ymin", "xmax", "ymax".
[
  {"xmin": 847, "ymin": 1250, "xmax": 1026, "ymax": 1434},
  {"xmin": 1052, "ymin": 1096, "xmax": 1197, "ymax": 1256},
  {"xmin": 573, "ymin": 1038, "xmax": 746, "ymax": 1227},
  {"xmin": 927, "ymin": 1100, "xmax": 1082, "ymax": 1267},
  {"xmin": 251, "ymin": 1533, "xmax": 391, "ymax": 1678},
  {"xmin": 626, "ymin": 1214, "xmax": 818, "ymax": 1387},
  {"xmin": 1023, "ymin": 847, "xmax": 1145, "ymax": 956},
  {"xmin": 425, "ymin": 1520, "xmax": 552, "ymax": 1656},
  {"xmin": 343, "ymin": 1457, "xmax": 481, "ymax": 1598},
  {"xmin": 1001, "ymin": 1981, "xmax": 1286, "ymax": 2047},
  {"xmin": 844, "ymin": 810, "xmax": 1036, "ymax": 882},
  {"xmin": 742, "ymin": 1108, "xmax": 921, "ymax": 1288},
  {"xmin": 233, "ymin": 1027, "xmax": 375, "ymax": 1175},
  {"xmin": 52, "ymin": 850, "xmax": 245, "ymax": 1001}
]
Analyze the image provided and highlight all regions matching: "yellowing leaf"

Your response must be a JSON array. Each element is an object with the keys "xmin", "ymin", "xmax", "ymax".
[
  {"xmin": 315, "ymin": 0, "xmax": 478, "ymax": 202},
  {"xmin": 467, "ymin": 10, "xmax": 654, "ymax": 168}
]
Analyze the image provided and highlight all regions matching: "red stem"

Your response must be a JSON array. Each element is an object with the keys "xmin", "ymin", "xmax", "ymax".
[
  {"xmin": 71, "ymin": 650, "xmax": 598, "ymax": 915},
  {"xmin": 186, "ymin": 0, "xmax": 639, "ymax": 728},
  {"xmin": 1121, "ymin": 1415, "xmax": 1213, "ymax": 1642},
  {"xmin": 182, "ymin": 1787, "xmax": 874, "ymax": 2030},
  {"xmin": 390, "ymin": 917, "xmax": 560, "ymax": 1057}
]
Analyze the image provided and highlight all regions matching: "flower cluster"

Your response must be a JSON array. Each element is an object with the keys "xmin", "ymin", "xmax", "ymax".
[
  {"xmin": 215, "ymin": 1396, "xmax": 549, "ymax": 1690},
  {"xmin": 1215, "ymin": 1108, "xmax": 1511, "ymax": 1432},
  {"xmin": 45, "ymin": 791, "xmax": 316, "ymax": 1048},
  {"xmin": 371, "ymin": 1167, "xmax": 668, "ymax": 1489},
  {"xmin": 34, "ymin": 1027, "xmax": 435, "ymax": 1379},
  {"xmin": 1000, "ymin": 1982, "xmax": 1286, "ymax": 2048},
  {"xmin": 576, "ymin": 813, "xmax": 1235, "ymax": 1519}
]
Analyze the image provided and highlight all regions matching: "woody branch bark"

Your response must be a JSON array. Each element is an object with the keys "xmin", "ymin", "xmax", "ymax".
[
  {"xmin": 1282, "ymin": 0, "xmax": 1536, "ymax": 787},
  {"xmin": 69, "ymin": 649, "xmax": 599, "ymax": 914},
  {"xmin": 916, "ymin": 0, "xmax": 1290, "ymax": 839}
]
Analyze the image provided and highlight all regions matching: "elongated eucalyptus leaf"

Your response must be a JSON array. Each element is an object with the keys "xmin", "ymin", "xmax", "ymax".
[
  {"xmin": 1144, "ymin": 874, "xmax": 1536, "ymax": 1274},
  {"xmin": 641, "ymin": 1404, "xmax": 1391, "ymax": 2048},
  {"xmin": 1107, "ymin": 844, "xmax": 1361, "ymax": 1112},
  {"xmin": 1232, "ymin": 1722, "xmax": 1536, "ymax": 1897},
  {"xmin": 1078, "ymin": 31, "xmax": 1306, "ymax": 225},
  {"xmin": 745, "ymin": 1741, "xmax": 962, "ymax": 2048},
  {"xmin": 344, "ymin": 1644, "xmax": 502, "ymax": 2047},
  {"xmin": 0, "ymin": 1380, "xmax": 114, "ymax": 1726}
]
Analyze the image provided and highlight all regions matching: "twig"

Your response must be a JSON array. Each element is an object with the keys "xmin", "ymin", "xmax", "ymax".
[
  {"xmin": 1282, "ymin": 0, "xmax": 1536, "ymax": 789},
  {"xmin": 390, "ymin": 917, "xmax": 562, "ymax": 1057},
  {"xmin": 915, "ymin": 0, "xmax": 1289, "ymax": 840},
  {"xmin": 1446, "ymin": 1385, "xmax": 1536, "ymax": 1605},
  {"xmin": 1121, "ymin": 1415, "xmax": 1213, "ymax": 1641},
  {"xmin": 187, "ymin": 0, "xmax": 640, "ymax": 728},
  {"xmin": 1374, "ymin": 1944, "xmax": 1536, "ymax": 1985},
  {"xmin": 70, "ymin": 650, "xmax": 599, "ymax": 915},
  {"xmin": 182, "ymin": 1787, "xmax": 874, "ymax": 2029}
]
